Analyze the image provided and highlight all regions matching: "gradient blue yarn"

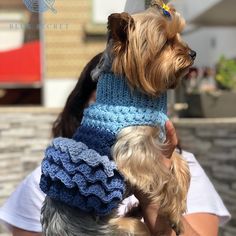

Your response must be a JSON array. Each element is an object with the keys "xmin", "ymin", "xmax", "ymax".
[
  {"xmin": 40, "ymin": 138, "xmax": 125, "ymax": 216},
  {"xmin": 73, "ymin": 125, "xmax": 116, "ymax": 160},
  {"xmin": 82, "ymin": 73, "xmax": 168, "ymax": 141},
  {"xmin": 73, "ymin": 73, "xmax": 169, "ymax": 160}
]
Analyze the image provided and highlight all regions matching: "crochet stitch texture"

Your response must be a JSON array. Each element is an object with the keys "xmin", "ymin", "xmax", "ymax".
[
  {"xmin": 40, "ymin": 138, "xmax": 124, "ymax": 216},
  {"xmin": 74, "ymin": 73, "xmax": 168, "ymax": 159},
  {"xmin": 40, "ymin": 72, "xmax": 168, "ymax": 216}
]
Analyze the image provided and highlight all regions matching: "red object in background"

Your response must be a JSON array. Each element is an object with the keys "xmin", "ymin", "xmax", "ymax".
[{"xmin": 0, "ymin": 41, "xmax": 41, "ymax": 84}]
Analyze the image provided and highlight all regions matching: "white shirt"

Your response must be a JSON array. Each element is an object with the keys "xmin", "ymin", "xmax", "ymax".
[{"xmin": 0, "ymin": 151, "xmax": 231, "ymax": 232}]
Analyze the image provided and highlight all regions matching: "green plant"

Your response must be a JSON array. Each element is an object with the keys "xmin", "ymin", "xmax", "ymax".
[{"xmin": 216, "ymin": 56, "xmax": 236, "ymax": 91}]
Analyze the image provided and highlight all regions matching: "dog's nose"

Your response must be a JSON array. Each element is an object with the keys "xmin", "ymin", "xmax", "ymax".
[{"xmin": 189, "ymin": 50, "xmax": 197, "ymax": 60}]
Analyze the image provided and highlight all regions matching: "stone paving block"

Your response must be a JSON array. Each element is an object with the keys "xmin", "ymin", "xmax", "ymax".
[
  {"xmin": 1, "ymin": 128, "xmax": 35, "ymax": 138},
  {"xmin": 196, "ymin": 128, "xmax": 229, "ymax": 138},
  {"xmin": 0, "ymin": 153, "xmax": 22, "ymax": 160},
  {"xmin": 213, "ymin": 165, "xmax": 236, "ymax": 181},
  {"xmin": 214, "ymin": 139, "xmax": 236, "ymax": 148},
  {"xmin": 232, "ymin": 183, "xmax": 236, "ymax": 190},
  {"xmin": 206, "ymin": 152, "xmax": 235, "ymax": 161},
  {"xmin": 0, "ymin": 124, "xmax": 11, "ymax": 131},
  {"xmin": 0, "ymin": 173, "xmax": 22, "ymax": 183},
  {"xmin": 223, "ymin": 226, "xmax": 236, "ymax": 236}
]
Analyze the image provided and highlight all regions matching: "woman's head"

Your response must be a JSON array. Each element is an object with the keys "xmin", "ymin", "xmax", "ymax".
[{"xmin": 52, "ymin": 53, "xmax": 102, "ymax": 138}]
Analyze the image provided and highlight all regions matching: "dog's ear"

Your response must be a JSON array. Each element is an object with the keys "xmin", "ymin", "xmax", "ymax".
[{"xmin": 107, "ymin": 12, "xmax": 134, "ymax": 43}]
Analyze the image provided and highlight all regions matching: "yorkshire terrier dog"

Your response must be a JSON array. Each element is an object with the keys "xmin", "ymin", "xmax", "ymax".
[
  {"xmin": 40, "ymin": 1, "xmax": 196, "ymax": 235},
  {"xmin": 108, "ymin": 0, "xmax": 196, "ymax": 234}
]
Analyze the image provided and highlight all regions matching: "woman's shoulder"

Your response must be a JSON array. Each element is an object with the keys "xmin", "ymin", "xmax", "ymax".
[
  {"xmin": 18, "ymin": 166, "xmax": 44, "ymax": 195},
  {"xmin": 17, "ymin": 166, "xmax": 45, "ymax": 204},
  {"xmin": 28, "ymin": 166, "xmax": 43, "ymax": 185},
  {"xmin": 0, "ymin": 166, "xmax": 45, "ymax": 232},
  {"xmin": 181, "ymin": 150, "xmax": 196, "ymax": 161}
]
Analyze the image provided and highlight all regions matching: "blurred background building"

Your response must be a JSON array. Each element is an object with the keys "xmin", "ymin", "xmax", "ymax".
[
  {"xmin": 0, "ymin": 0, "xmax": 235, "ymax": 235},
  {"xmin": 0, "ymin": 0, "xmax": 107, "ymax": 107},
  {"xmin": 178, "ymin": 0, "xmax": 236, "ymax": 66}
]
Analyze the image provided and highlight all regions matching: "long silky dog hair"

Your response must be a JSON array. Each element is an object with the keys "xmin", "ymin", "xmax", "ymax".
[{"xmin": 96, "ymin": 0, "xmax": 193, "ymax": 232}]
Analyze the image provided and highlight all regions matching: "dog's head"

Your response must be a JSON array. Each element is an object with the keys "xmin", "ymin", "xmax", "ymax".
[{"xmin": 107, "ymin": 0, "xmax": 196, "ymax": 96}]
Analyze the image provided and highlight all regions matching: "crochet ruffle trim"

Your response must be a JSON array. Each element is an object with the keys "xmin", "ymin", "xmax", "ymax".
[{"xmin": 40, "ymin": 137, "xmax": 126, "ymax": 216}]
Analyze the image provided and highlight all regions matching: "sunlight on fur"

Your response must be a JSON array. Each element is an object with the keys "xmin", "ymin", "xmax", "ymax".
[{"xmin": 113, "ymin": 126, "xmax": 190, "ymax": 234}]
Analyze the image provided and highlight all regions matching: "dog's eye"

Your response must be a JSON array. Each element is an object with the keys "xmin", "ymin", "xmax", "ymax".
[
  {"xmin": 166, "ymin": 38, "xmax": 175, "ymax": 45},
  {"xmin": 165, "ymin": 40, "xmax": 171, "ymax": 46}
]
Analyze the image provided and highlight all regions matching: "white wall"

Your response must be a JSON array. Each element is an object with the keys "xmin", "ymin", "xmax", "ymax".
[
  {"xmin": 43, "ymin": 79, "xmax": 77, "ymax": 107},
  {"xmin": 181, "ymin": 0, "xmax": 221, "ymax": 22},
  {"xmin": 92, "ymin": 0, "xmax": 127, "ymax": 24},
  {"xmin": 183, "ymin": 29, "xmax": 212, "ymax": 67},
  {"xmin": 184, "ymin": 27, "xmax": 236, "ymax": 67},
  {"xmin": 92, "ymin": 0, "xmax": 147, "ymax": 24},
  {"xmin": 0, "ymin": 12, "xmax": 25, "ymax": 51},
  {"xmin": 209, "ymin": 27, "xmax": 236, "ymax": 62},
  {"xmin": 176, "ymin": 0, "xmax": 236, "ymax": 66}
]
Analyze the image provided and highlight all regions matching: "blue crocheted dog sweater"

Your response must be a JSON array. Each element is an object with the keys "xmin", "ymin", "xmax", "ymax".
[
  {"xmin": 74, "ymin": 73, "xmax": 168, "ymax": 159},
  {"xmin": 40, "ymin": 72, "xmax": 168, "ymax": 216}
]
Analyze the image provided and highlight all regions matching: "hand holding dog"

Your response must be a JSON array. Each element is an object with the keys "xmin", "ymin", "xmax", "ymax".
[
  {"xmin": 160, "ymin": 121, "xmax": 178, "ymax": 169},
  {"xmin": 134, "ymin": 121, "xmax": 179, "ymax": 235}
]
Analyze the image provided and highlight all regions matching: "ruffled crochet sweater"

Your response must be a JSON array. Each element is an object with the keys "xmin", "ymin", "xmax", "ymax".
[{"xmin": 40, "ymin": 73, "xmax": 168, "ymax": 216}]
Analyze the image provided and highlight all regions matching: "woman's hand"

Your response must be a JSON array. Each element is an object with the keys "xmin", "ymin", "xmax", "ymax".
[
  {"xmin": 12, "ymin": 227, "xmax": 42, "ymax": 236},
  {"xmin": 160, "ymin": 120, "xmax": 178, "ymax": 169},
  {"xmin": 133, "ymin": 121, "xmax": 220, "ymax": 236}
]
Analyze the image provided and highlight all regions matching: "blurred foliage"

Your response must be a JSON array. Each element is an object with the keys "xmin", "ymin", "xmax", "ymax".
[{"xmin": 216, "ymin": 56, "xmax": 236, "ymax": 91}]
